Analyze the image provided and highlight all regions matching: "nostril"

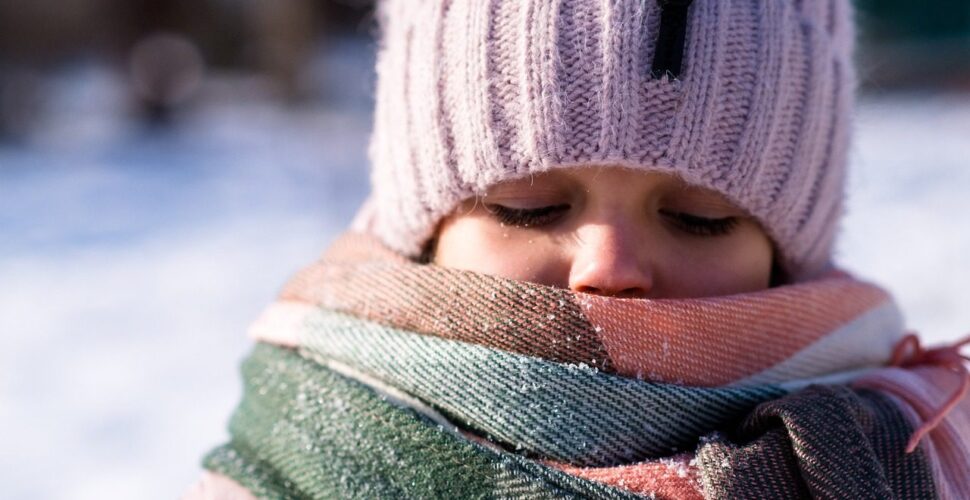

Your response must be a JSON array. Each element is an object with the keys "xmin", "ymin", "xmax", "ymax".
[
  {"xmin": 616, "ymin": 287, "xmax": 648, "ymax": 299},
  {"xmin": 614, "ymin": 287, "xmax": 649, "ymax": 299},
  {"xmin": 569, "ymin": 259, "xmax": 654, "ymax": 298},
  {"xmin": 576, "ymin": 285, "xmax": 648, "ymax": 299},
  {"xmin": 568, "ymin": 230, "xmax": 654, "ymax": 298}
]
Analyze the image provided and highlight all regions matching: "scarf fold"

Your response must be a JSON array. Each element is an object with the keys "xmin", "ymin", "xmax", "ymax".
[{"xmin": 197, "ymin": 232, "xmax": 969, "ymax": 499}]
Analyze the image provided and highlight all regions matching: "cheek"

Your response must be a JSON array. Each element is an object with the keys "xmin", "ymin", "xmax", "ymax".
[
  {"xmin": 662, "ymin": 227, "xmax": 774, "ymax": 296},
  {"xmin": 434, "ymin": 216, "xmax": 568, "ymax": 285}
]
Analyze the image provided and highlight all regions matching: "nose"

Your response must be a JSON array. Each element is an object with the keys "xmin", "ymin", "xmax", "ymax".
[{"xmin": 567, "ymin": 223, "xmax": 654, "ymax": 298}]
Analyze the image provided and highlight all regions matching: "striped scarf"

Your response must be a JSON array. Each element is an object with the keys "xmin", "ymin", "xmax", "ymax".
[{"xmin": 193, "ymin": 232, "xmax": 970, "ymax": 499}]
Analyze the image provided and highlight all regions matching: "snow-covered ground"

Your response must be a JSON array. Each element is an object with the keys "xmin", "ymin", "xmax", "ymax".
[
  {"xmin": 841, "ymin": 96, "xmax": 970, "ymax": 339},
  {"xmin": 1, "ymin": 44, "xmax": 968, "ymax": 499}
]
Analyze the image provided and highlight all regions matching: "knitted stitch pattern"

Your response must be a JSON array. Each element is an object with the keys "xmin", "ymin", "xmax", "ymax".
[{"xmin": 367, "ymin": 0, "xmax": 856, "ymax": 280}]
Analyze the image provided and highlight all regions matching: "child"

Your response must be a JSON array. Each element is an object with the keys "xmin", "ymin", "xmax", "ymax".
[{"xmin": 187, "ymin": 0, "xmax": 969, "ymax": 497}]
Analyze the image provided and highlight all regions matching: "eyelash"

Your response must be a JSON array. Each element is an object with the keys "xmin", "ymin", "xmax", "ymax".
[
  {"xmin": 484, "ymin": 204, "xmax": 739, "ymax": 236},
  {"xmin": 658, "ymin": 210, "xmax": 740, "ymax": 237},
  {"xmin": 484, "ymin": 204, "xmax": 570, "ymax": 227}
]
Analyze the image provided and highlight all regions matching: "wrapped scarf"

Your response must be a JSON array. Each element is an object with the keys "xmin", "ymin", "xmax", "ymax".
[{"xmin": 189, "ymin": 232, "xmax": 970, "ymax": 499}]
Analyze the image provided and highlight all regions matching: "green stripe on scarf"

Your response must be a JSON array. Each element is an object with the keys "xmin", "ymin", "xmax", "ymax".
[
  {"xmin": 205, "ymin": 338, "xmax": 937, "ymax": 499},
  {"xmin": 203, "ymin": 343, "xmax": 644, "ymax": 499},
  {"xmin": 298, "ymin": 309, "xmax": 787, "ymax": 466}
]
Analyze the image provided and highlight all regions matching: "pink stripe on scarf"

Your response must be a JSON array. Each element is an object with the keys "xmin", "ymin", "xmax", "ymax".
[
  {"xmin": 548, "ymin": 453, "xmax": 704, "ymax": 499},
  {"xmin": 581, "ymin": 275, "xmax": 892, "ymax": 385}
]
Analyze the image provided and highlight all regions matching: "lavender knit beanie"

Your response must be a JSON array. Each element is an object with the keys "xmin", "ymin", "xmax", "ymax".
[{"xmin": 363, "ymin": 0, "xmax": 857, "ymax": 281}]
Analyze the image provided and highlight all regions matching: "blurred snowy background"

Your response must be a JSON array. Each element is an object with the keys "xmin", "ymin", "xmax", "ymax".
[{"xmin": 1, "ymin": 1, "xmax": 968, "ymax": 499}]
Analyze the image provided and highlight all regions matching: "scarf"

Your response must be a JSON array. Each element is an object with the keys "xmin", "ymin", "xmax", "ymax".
[{"xmin": 191, "ymin": 232, "xmax": 970, "ymax": 499}]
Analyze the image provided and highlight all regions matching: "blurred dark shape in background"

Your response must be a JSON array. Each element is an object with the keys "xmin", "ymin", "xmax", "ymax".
[
  {"xmin": 0, "ymin": 66, "xmax": 45, "ymax": 141},
  {"xmin": 856, "ymin": 0, "xmax": 970, "ymax": 91},
  {"xmin": 0, "ymin": 0, "xmax": 967, "ymax": 139},
  {"xmin": 0, "ymin": 0, "xmax": 375, "ymax": 137},
  {"xmin": 128, "ymin": 32, "xmax": 205, "ymax": 125}
]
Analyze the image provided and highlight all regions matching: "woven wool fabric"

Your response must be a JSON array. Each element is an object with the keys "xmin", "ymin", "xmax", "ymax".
[
  {"xmin": 202, "ymin": 344, "xmax": 648, "ymax": 499},
  {"xmin": 366, "ymin": 0, "xmax": 856, "ymax": 281},
  {"xmin": 190, "ymin": 232, "xmax": 970, "ymax": 499}
]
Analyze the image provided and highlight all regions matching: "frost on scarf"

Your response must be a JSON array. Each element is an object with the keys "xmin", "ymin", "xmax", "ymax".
[{"xmin": 188, "ymin": 232, "xmax": 969, "ymax": 499}]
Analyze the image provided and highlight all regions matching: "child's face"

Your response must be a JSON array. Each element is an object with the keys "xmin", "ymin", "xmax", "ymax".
[{"xmin": 433, "ymin": 167, "xmax": 775, "ymax": 299}]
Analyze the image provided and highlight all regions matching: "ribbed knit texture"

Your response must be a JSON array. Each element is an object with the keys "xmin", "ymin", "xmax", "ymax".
[{"xmin": 366, "ymin": 0, "xmax": 857, "ymax": 280}]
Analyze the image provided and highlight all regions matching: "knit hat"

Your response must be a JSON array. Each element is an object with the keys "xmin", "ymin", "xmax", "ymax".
[{"xmin": 364, "ymin": 0, "xmax": 857, "ymax": 281}]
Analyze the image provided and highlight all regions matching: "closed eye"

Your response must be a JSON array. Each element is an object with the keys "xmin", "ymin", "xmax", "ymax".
[
  {"xmin": 483, "ymin": 204, "xmax": 570, "ymax": 228},
  {"xmin": 659, "ymin": 210, "xmax": 739, "ymax": 237}
]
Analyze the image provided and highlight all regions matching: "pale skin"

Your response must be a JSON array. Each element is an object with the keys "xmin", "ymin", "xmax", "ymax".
[{"xmin": 432, "ymin": 166, "xmax": 776, "ymax": 299}]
